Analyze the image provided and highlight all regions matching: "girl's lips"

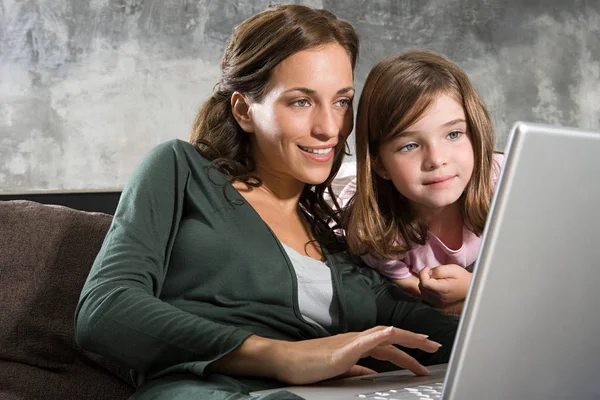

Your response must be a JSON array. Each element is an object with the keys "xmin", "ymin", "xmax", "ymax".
[{"xmin": 423, "ymin": 175, "xmax": 455, "ymax": 185}]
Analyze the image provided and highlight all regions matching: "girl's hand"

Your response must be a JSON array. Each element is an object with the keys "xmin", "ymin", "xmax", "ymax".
[
  {"xmin": 418, "ymin": 264, "xmax": 472, "ymax": 307},
  {"xmin": 208, "ymin": 326, "xmax": 442, "ymax": 385}
]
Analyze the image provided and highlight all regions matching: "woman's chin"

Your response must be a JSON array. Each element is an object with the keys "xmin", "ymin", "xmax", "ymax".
[{"xmin": 299, "ymin": 172, "xmax": 331, "ymax": 186}]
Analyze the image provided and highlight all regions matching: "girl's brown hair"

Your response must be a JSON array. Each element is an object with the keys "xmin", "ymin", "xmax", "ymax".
[
  {"xmin": 343, "ymin": 50, "xmax": 496, "ymax": 259},
  {"xmin": 189, "ymin": 4, "xmax": 358, "ymax": 249}
]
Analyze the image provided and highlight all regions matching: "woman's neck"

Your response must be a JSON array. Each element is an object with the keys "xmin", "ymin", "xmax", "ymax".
[
  {"xmin": 243, "ymin": 167, "xmax": 306, "ymax": 215},
  {"xmin": 420, "ymin": 202, "xmax": 464, "ymax": 251}
]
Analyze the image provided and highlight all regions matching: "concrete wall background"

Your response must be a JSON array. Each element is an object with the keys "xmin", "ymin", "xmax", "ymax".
[{"xmin": 2, "ymin": 0, "xmax": 599, "ymax": 192}]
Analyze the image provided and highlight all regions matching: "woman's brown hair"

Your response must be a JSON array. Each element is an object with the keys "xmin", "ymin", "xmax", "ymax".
[
  {"xmin": 188, "ymin": 4, "xmax": 358, "ymax": 249},
  {"xmin": 343, "ymin": 49, "xmax": 496, "ymax": 259}
]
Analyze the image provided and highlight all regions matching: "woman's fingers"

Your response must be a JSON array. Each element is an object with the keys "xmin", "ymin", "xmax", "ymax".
[
  {"xmin": 335, "ymin": 365, "xmax": 378, "ymax": 379},
  {"xmin": 377, "ymin": 327, "xmax": 442, "ymax": 353},
  {"xmin": 348, "ymin": 326, "xmax": 396, "ymax": 358},
  {"xmin": 271, "ymin": 325, "xmax": 442, "ymax": 385},
  {"xmin": 369, "ymin": 345, "xmax": 429, "ymax": 376},
  {"xmin": 279, "ymin": 326, "xmax": 441, "ymax": 384},
  {"xmin": 341, "ymin": 327, "xmax": 441, "ymax": 377},
  {"xmin": 346, "ymin": 326, "xmax": 441, "ymax": 357}
]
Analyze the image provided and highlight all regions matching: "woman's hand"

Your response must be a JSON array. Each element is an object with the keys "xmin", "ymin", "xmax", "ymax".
[
  {"xmin": 418, "ymin": 264, "xmax": 472, "ymax": 307},
  {"xmin": 208, "ymin": 326, "xmax": 442, "ymax": 385}
]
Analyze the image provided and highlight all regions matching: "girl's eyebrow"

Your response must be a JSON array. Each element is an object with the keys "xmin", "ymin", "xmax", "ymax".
[
  {"xmin": 397, "ymin": 118, "xmax": 468, "ymax": 138},
  {"xmin": 442, "ymin": 118, "xmax": 467, "ymax": 127}
]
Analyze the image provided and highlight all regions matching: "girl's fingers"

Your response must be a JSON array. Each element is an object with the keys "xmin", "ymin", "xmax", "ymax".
[
  {"xmin": 370, "ymin": 345, "xmax": 429, "ymax": 376},
  {"xmin": 429, "ymin": 265, "xmax": 448, "ymax": 279},
  {"xmin": 421, "ymin": 276, "xmax": 444, "ymax": 291},
  {"xmin": 419, "ymin": 266, "xmax": 432, "ymax": 282},
  {"xmin": 429, "ymin": 264, "xmax": 461, "ymax": 279}
]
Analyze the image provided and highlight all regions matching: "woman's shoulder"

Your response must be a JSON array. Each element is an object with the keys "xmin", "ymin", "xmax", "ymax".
[
  {"xmin": 148, "ymin": 139, "xmax": 210, "ymax": 163},
  {"xmin": 135, "ymin": 139, "xmax": 216, "ymax": 176},
  {"xmin": 129, "ymin": 139, "xmax": 222, "ymax": 189}
]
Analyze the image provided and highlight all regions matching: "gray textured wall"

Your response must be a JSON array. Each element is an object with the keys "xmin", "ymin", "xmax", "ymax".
[{"xmin": 1, "ymin": 0, "xmax": 599, "ymax": 192}]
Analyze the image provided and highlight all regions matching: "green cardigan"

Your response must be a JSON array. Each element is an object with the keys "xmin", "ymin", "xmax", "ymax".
[{"xmin": 75, "ymin": 139, "xmax": 458, "ymax": 399}]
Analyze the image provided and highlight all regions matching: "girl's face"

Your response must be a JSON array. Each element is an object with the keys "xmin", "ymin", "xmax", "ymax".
[
  {"xmin": 376, "ymin": 93, "xmax": 475, "ymax": 216},
  {"xmin": 241, "ymin": 43, "xmax": 355, "ymax": 186}
]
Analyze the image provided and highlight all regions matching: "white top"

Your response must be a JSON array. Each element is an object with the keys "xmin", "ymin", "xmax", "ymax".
[{"xmin": 281, "ymin": 243, "xmax": 338, "ymax": 332}]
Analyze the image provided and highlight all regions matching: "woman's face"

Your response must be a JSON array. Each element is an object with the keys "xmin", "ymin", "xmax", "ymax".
[{"xmin": 242, "ymin": 43, "xmax": 355, "ymax": 186}]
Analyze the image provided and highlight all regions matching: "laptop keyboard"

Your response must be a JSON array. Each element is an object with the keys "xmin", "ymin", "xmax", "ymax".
[{"xmin": 357, "ymin": 382, "xmax": 443, "ymax": 399}]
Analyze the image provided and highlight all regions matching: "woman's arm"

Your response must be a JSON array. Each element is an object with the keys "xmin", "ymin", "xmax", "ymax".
[
  {"xmin": 76, "ymin": 141, "xmax": 449, "ymax": 385},
  {"xmin": 208, "ymin": 327, "xmax": 443, "ymax": 385},
  {"xmin": 75, "ymin": 141, "xmax": 252, "ymax": 378}
]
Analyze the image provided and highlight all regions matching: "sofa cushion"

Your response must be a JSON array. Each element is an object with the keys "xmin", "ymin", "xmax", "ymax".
[{"xmin": 0, "ymin": 200, "xmax": 134, "ymax": 400}]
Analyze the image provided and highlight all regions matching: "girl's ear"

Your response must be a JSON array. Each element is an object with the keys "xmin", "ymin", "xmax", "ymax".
[
  {"xmin": 231, "ymin": 92, "xmax": 254, "ymax": 133},
  {"xmin": 372, "ymin": 158, "xmax": 390, "ymax": 180}
]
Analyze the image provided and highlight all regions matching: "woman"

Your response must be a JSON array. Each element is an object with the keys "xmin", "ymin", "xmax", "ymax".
[{"xmin": 75, "ymin": 5, "xmax": 458, "ymax": 399}]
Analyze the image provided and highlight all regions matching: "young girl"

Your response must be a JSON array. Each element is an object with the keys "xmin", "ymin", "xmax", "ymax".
[{"xmin": 340, "ymin": 50, "xmax": 503, "ymax": 313}]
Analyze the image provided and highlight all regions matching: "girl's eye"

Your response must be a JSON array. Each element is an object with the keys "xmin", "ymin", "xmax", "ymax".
[
  {"xmin": 399, "ymin": 143, "xmax": 418, "ymax": 152},
  {"xmin": 447, "ymin": 130, "xmax": 462, "ymax": 140},
  {"xmin": 293, "ymin": 99, "xmax": 310, "ymax": 107}
]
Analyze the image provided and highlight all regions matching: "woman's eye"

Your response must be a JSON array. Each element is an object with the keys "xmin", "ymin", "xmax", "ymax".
[
  {"xmin": 336, "ymin": 98, "xmax": 352, "ymax": 107},
  {"xmin": 447, "ymin": 130, "xmax": 462, "ymax": 140},
  {"xmin": 293, "ymin": 99, "xmax": 310, "ymax": 107},
  {"xmin": 399, "ymin": 143, "xmax": 418, "ymax": 152}
]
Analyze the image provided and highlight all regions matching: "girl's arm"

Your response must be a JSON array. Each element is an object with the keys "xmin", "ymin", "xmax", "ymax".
[
  {"xmin": 393, "ymin": 274, "xmax": 422, "ymax": 298},
  {"xmin": 418, "ymin": 265, "xmax": 472, "ymax": 308},
  {"xmin": 437, "ymin": 301, "xmax": 465, "ymax": 315}
]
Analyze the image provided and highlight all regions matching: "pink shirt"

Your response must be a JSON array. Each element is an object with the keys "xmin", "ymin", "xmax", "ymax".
[{"xmin": 337, "ymin": 153, "xmax": 504, "ymax": 280}]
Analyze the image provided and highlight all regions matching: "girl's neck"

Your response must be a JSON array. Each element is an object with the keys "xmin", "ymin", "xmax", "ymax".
[{"xmin": 420, "ymin": 202, "xmax": 464, "ymax": 251}]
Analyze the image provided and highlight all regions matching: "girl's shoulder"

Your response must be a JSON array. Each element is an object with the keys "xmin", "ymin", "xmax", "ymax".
[
  {"xmin": 491, "ymin": 152, "xmax": 505, "ymax": 188},
  {"xmin": 331, "ymin": 161, "xmax": 357, "ymax": 207},
  {"xmin": 492, "ymin": 152, "xmax": 505, "ymax": 166},
  {"xmin": 337, "ymin": 178, "xmax": 356, "ymax": 206}
]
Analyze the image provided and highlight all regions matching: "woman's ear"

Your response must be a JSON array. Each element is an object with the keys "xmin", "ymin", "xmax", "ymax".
[{"xmin": 231, "ymin": 92, "xmax": 254, "ymax": 133}]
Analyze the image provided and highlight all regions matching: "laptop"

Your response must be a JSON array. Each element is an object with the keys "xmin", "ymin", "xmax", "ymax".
[{"xmin": 252, "ymin": 122, "xmax": 600, "ymax": 399}]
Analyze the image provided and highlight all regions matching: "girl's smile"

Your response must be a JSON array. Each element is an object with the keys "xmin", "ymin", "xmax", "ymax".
[
  {"xmin": 376, "ymin": 93, "xmax": 475, "ymax": 215},
  {"xmin": 423, "ymin": 175, "xmax": 457, "ymax": 186}
]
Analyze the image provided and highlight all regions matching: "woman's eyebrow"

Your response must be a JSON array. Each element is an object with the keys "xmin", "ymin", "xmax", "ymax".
[
  {"xmin": 282, "ymin": 86, "xmax": 355, "ymax": 95},
  {"xmin": 336, "ymin": 87, "xmax": 355, "ymax": 95}
]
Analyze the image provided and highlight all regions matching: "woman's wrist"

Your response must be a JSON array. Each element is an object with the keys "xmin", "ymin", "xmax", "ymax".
[{"xmin": 207, "ymin": 334, "xmax": 284, "ymax": 380}]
